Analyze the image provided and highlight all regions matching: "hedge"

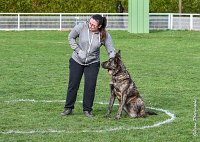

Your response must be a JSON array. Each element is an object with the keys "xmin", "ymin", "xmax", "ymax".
[{"xmin": 0, "ymin": 0, "xmax": 200, "ymax": 13}]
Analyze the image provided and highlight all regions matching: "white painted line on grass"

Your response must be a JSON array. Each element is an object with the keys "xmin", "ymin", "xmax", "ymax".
[
  {"xmin": 1, "ymin": 99, "xmax": 176, "ymax": 134},
  {"xmin": 4, "ymin": 99, "xmax": 65, "ymax": 103},
  {"xmin": 193, "ymin": 97, "xmax": 197, "ymax": 136}
]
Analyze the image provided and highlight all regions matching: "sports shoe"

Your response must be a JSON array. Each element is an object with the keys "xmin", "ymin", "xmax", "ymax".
[
  {"xmin": 60, "ymin": 109, "xmax": 72, "ymax": 116},
  {"xmin": 83, "ymin": 111, "xmax": 93, "ymax": 117}
]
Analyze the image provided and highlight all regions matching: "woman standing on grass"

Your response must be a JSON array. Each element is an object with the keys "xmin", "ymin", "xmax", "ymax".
[{"xmin": 61, "ymin": 14, "xmax": 115, "ymax": 117}]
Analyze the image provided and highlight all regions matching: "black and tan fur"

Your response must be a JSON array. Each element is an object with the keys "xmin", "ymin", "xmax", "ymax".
[{"xmin": 101, "ymin": 50, "xmax": 157, "ymax": 119}]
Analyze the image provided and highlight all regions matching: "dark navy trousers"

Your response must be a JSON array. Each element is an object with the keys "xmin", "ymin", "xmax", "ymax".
[{"xmin": 64, "ymin": 58, "xmax": 100, "ymax": 112}]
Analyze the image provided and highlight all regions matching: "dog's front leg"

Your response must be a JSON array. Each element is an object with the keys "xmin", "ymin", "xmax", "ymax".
[
  {"xmin": 115, "ymin": 92, "xmax": 127, "ymax": 120},
  {"xmin": 105, "ymin": 83, "xmax": 115, "ymax": 118}
]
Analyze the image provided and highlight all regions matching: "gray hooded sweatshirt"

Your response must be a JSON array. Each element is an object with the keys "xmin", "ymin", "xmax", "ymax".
[{"xmin": 68, "ymin": 21, "xmax": 115, "ymax": 65}]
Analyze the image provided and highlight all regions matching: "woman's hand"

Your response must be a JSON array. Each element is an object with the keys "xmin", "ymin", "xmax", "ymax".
[{"xmin": 78, "ymin": 50, "xmax": 87, "ymax": 60}]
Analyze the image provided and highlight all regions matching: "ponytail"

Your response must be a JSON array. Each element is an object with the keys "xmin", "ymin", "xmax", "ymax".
[{"xmin": 100, "ymin": 17, "xmax": 107, "ymax": 43}]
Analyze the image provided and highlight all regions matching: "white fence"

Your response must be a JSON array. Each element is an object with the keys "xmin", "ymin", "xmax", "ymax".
[
  {"xmin": 0, "ymin": 13, "xmax": 200, "ymax": 31},
  {"xmin": 150, "ymin": 13, "xmax": 200, "ymax": 30}
]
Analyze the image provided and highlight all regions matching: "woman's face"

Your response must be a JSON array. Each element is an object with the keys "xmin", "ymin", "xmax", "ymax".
[{"xmin": 89, "ymin": 18, "xmax": 101, "ymax": 32}]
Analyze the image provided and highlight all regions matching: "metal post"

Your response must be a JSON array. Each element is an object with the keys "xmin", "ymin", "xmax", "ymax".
[
  {"xmin": 18, "ymin": 13, "xmax": 20, "ymax": 30},
  {"xmin": 190, "ymin": 14, "xmax": 193, "ymax": 30},
  {"xmin": 170, "ymin": 14, "xmax": 173, "ymax": 30},
  {"xmin": 60, "ymin": 13, "xmax": 62, "ymax": 31},
  {"xmin": 179, "ymin": 0, "xmax": 182, "ymax": 14},
  {"xmin": 178, "ymin": 0, "xmax": 182, "ymax": 29},
  {"xmin": 128, "ymin": 0, "xmax": 149, "ymax": 33}
]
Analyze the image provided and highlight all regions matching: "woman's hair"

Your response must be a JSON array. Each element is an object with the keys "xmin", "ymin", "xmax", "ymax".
[{"xmin": 91, "ymin": 14, "xmax": 107, "ymax": 43}]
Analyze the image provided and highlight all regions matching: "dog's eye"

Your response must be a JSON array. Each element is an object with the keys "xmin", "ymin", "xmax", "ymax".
[{"xmin": 109, "ymin": 58, "xmax": 114, "ymax": 61}]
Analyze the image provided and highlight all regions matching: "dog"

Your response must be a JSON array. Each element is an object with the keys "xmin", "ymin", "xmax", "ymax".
[{"xmin": 101, "ymin": 50, "xmax": 157, "ymax": 119}]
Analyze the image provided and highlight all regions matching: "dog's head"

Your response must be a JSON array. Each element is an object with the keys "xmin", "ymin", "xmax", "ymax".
[{"xmin": 101, "ymin": 50, "xmax": 122, "ymax": 75}]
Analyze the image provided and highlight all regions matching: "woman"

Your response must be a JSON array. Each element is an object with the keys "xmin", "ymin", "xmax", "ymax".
[{"xmin": 61, "ymin": 14, "xmax": 115, "ymax": 117}]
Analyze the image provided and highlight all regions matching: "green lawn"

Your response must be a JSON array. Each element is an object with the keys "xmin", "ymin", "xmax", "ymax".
[{"xmin": 0, "ymin": 30, "xmax": 199, "ymax": 142}]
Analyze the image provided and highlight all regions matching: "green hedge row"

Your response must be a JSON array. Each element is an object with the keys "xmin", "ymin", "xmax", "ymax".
[
  {"xmin": 150, "ymin": 0, "xmax": 200, "ymax": 13},
  {"xmin": 0, "ymin": 0, "xmax": 200, "ymax": 13},
  {"xmin": 0, "ymin": 0, "xmax": 128, "ymax": 13}
]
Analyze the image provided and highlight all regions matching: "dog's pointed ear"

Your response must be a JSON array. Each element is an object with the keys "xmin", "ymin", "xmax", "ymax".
[
  {"xmin": 118, "ymin": 50, "xmax": 121, "ymax": 55},
  {"xmin": 114, "ymin": 50, "xmax": 121, "ymax": 63},
  {"xmin": 115, "ymin": 50, "xmax": 121, "ymax": 59}
]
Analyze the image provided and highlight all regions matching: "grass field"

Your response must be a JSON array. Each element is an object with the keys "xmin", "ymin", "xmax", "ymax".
[{"xmin": 0, "ymin": 30, "xmax": 199, "ymax": 142}]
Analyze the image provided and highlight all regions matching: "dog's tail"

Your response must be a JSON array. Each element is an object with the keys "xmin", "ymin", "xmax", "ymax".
[{"xmin": 145, "ymin": 111, "xmax": 157, "ymax": 115}]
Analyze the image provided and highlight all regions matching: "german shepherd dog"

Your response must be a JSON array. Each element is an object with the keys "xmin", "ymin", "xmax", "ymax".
[{"xmin": 101, "ymin": 50, "xmax": 157, "ymax": 119}]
